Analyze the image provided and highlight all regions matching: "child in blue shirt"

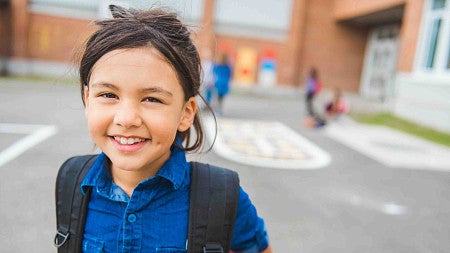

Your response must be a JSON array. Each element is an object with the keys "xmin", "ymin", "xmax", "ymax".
[
  {"xmin": 213, "ymin": 53, "xmax": 233, "ymax": 115},
  {"xmin": 72, "ymin": 5, "xmax": 272, "ymax": 253}
]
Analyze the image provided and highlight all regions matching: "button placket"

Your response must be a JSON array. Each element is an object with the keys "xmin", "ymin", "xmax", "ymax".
[{"xmin": 127, "ymin": 213, "xmax": 137, "ymax": 223}]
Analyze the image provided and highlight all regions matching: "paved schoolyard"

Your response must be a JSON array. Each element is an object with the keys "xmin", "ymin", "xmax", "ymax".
[
  {"xmin": 203, "ymin": 116, "xmax": 331, "ymax": 170},
  {"xmin": 2, "ymin": 78, "xmax": 450, "ymax": 252},
  {"xmin": 324, "ymin": 116, "xmax": 450, "ymax": 171}
]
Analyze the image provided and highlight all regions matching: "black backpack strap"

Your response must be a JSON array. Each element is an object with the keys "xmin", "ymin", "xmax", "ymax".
[
  {"xmin": 188, "ymin": 162, "xmax": 240, "ymax": 253},
  {"xmin": 54, "ymin": 154, "xmax": 97, "ymax": 253}
]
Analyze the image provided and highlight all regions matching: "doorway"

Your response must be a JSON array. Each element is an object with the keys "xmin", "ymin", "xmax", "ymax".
[{"xmin": 361, "ymin": 24, "xmax": 400, "ymax": 101}]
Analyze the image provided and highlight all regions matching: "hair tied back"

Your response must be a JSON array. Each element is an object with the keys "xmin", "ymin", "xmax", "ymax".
[{"xmin": 109, "ymin": 4, "xmax": 132, "ymax": 19}]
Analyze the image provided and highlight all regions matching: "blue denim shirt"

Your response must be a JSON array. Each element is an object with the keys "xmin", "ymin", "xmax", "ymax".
[{"xmin": 81, "ymin": 146, "xmax": 269, "ymax": 253}]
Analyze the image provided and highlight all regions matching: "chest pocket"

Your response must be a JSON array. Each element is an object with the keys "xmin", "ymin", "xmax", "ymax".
[
  {"xmin": 156, "ymin": 247, "xmax": 187, "ymax": 253},
  {"xmin": 82, "ymin": 237, "xmax": 104, "ymax": 253}
]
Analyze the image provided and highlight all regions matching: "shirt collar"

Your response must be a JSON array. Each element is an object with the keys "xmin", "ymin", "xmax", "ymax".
[
  {"xmin": 80, "ymin": 142, "xmax": 189, "ymax": 194},
  {"xmin": 153, "ymin": 143, "xmax": 189, "ymax": 190},
  {"xmin": 80, "ymin": 152, "xmax": 110, "ymax": 195}
]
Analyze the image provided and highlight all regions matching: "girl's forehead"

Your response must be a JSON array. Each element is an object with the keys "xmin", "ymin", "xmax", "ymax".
[
  {"xmin": 90, "ymin": 47, "xmax": 173, "ymax": 76},
  {"xmin": 91, "ymin": 47, "xmax": 178, "ymax": 82},
  {"xmin": 89, "ymin": 47, "xmax": 181, "ymax": 89},
  {"xmin": 95, "ymin": 47, "xmax": 166, "ymax": 66}
]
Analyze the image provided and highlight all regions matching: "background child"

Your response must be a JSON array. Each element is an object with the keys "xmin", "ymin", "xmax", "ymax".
[
  {"xmin": 304, "ymin": 67, "xmax": 322, "ymax": 118},
  {"xmin": 213, "ymin": 53, "xmax": 233, "ymax": 115},
  {"xmin": 325, "ymin": 87, "xmax": 349, "ymax": 119},
  {"xmin": 200, "ymin": 48, "xmax": 216, "ymax": 106},
  {"xmin": 70, "ymin": 5, "xmax": 271, "ymax": 253}
]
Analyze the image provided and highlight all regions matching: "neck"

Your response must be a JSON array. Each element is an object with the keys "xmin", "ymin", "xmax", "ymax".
[{"xmin": 110, "ymin": 166, "xmax": 158, "ymax": 197}]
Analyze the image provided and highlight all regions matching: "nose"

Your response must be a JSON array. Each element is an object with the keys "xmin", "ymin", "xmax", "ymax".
[{"xmin": 113, "ymin": 101, "xmax": 143, "ymax": 128}]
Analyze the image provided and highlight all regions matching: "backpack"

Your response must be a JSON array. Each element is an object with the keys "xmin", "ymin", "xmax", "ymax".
[{"xmin": 54, "ymin": 155, "xmax": 240, "ymax": 253}]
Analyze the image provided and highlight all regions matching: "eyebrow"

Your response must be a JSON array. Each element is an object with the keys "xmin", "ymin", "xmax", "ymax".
[
  {"xmin": 141, "ymin": 87, "xmax": 173, "ymax": 97},
  {"xmin": 90, "ymin": 82, "xmax": 173, "ymax": 97},
  {"xmin": 90, "ymin": 82, "xmax": 119, "ymax": 91}
]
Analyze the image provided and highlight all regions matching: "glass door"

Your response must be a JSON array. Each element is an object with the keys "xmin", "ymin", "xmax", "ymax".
[{"xmin": 361, "ymin": 25, "xmax": 400, "ymax": 101}]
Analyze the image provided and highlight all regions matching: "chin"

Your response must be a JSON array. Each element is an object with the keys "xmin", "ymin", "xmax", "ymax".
[{"xmin": 108, "ymin": 156, "xmax": 144, "ymax": 171}]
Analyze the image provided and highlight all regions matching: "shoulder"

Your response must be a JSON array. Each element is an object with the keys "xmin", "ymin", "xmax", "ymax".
[
  {"xmin": 233, "ymin": 186, "xmax": 270, "ymax": 251},
  {"xmin": 235, "ymin": 187, "xmax": 255, "ymax": 217}
]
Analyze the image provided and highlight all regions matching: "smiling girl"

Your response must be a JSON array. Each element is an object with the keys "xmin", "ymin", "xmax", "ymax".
[{"xmin": 60, "ymin": 5, "xmax": 272, "ymax": 253}]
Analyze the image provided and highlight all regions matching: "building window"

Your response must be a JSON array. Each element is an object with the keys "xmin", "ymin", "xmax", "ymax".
[
  {"xmin": 420, "ymin": 0, "xmax": 450, "ymax": 72},
  {"xmin": 29, "ymin": 0, "xmax": 203, "ymax": 22},
  {"xmin": 29, "ymin": 0, "xmax": 104, "ymax": 19},
  {"xmin": 425, "ymin": 18, "xmax": 442, "ymax": 68},
  {"xmin": 432, "ymin": 0, "xmax": 446, "ymax": 9},
  {"xmin": 214, "ymin": 0, "xmax": 292, "ymax": 41},
  {"xmin": 447, "ymin": 43, "xmax": 450, "ymax": 68}
]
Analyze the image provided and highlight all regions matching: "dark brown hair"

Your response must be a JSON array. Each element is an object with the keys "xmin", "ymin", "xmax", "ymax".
[
  {"xmin": 79, "ymin": 5, "xmax": 207, "ymax": 152},
  {"xmin": 309, "ymin": 67, "xmax": 318, "ymax": 79}
]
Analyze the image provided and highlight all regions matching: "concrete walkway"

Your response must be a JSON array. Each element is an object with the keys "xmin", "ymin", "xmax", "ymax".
[
  {"xmin": 227, "ymin": 85, "xmax": 450, "ymax": 172},
  {"xmin": 324, "ymin": 116, "xmax": 450, "ymax": 171}
]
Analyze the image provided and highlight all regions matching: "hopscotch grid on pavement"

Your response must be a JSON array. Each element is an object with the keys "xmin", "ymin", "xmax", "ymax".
[
  {"xmin": 203, "ymin": 116, "xmax": 331, "ymax": 170},
  {"xmin": 0, "ymin": 123, "xmax": 57, "ymax": 167}
]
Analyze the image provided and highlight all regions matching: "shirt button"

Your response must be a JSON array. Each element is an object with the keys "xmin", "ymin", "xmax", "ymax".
[{"xmin": 127, "ymin": 214, "xmax": 137, "ymax": 223}]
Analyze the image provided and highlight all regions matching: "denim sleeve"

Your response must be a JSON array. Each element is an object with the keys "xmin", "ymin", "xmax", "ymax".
[{"xmin": 230, "ymin": 187, "xmax": 269, "ymax": 252}]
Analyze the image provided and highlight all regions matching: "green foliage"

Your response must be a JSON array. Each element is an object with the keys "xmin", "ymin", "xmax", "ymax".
[
  {"xmin": 350, "ymin": 113, "xmax": 450, "ymax": 148},
  {"xmin": 0, "ymin": 75, "xmax": 77, "ymax": 85}
]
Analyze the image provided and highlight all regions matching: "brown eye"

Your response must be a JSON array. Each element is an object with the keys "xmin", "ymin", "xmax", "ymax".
[
  {"xmin": 100, "ymin": 93, "xmax": 117, "ymax": 99},
  {"xmin": 143, "ymin": 97, "xmax": 163, "ymax": 103}
]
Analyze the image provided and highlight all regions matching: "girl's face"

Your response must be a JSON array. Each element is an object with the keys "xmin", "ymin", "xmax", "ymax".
[{"xmin": 85, "ymin": 47, "xmax": 196, "ymax": 175}]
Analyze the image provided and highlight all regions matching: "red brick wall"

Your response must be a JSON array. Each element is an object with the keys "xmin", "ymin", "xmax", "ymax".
[
  {"xmin": 11, "ymin": 0, "xmax": 29, "ymax": 58},
  {"xmin": 196, "ymin": 0, "xmax": 306, "ymax": 87},
  {"xmin": 207, "ymin": 0, "xmax": 369, "ymax": 91},
  {"xmin": 0, "ymin": 4, "xmax": 12, "ymax": 57},
  {"xmin": 27, "ymin": 14, "xmax": 95, "ymax": 62},
  {"xmin": 397, "ymin": 0, "xmax": 424, "ymax": 72},
  {"xmin": 300, "ymin": 0, "xmax": 368, "ymax": 92},
  {"xmin": 334, "ymin": 0, "xmax": 406, "ymax": 20},
  {"xmin": 12, "ymin": 0, "xmax": 422, "ymax": 92},
  {"xmin": 334, "ymin": 0, "xmax": 424, "ymax": 73},
  {"xmin": 284, "ymin": 0, "xmax": 307, "ymax": 87},
  {"xmin": 195, "ymin": 0, "xmax": 216, "ymax": 54}
]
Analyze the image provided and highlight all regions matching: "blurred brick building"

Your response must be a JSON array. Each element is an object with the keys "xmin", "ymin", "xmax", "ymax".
[{"xmin": 1, "ymin": 0, "xmax": 449, "ymax": 132}]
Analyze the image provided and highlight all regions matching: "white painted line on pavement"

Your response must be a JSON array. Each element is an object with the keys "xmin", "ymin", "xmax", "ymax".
[
  {"xmin": 321, "ymin": 188, "xmax": 408, "ymax": 216},
  {"xmin": 382, "ymin": 203, "xmax": 407, "ymax": 216},
  {"xmin": 203, "ymin": 116, "xmax": 331, "ymax": 169},
  {"xmin": 0, "ymin": 123, "xmax": 58, "ymax": 167}
]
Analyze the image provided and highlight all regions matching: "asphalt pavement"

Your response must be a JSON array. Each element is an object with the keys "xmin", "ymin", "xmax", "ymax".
[
  {"xmin": 1, "ymin": 78, "xmax": 450, "ymax": 252},
  {"xmin": 204, "ymin": 86, "xmax": 450, "ymax": 172}
]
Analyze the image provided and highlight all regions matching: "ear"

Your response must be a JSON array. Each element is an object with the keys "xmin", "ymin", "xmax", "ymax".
[
  {"xmin": 178, "ymin": 97, "xmax": 197, "ymax": 132},
  {"xmin": 84, "ymin": 86, "xmax": 90, "ymax": 116}
]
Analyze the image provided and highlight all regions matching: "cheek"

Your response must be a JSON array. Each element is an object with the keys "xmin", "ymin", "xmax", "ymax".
[
  {"xmin": 85, "ymin": 107, "xmax": 110, "ymax": 137},
  {"xmin": 145, "ymin": 113, "xmax": 181, "ymax": 141}
]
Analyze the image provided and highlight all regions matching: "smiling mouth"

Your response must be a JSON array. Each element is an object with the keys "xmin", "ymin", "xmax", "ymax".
[{"xmin": 113, "ymin": 136, "xmax": 149, "ymax": 145}]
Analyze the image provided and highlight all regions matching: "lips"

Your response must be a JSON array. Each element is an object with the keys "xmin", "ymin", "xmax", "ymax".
[
  {"xmin": 110, "ymin": 135, "xmax": 150, "ymax": 153},
  {"xmin": 113, "ymin": 136, "xmax": 146, "ymax": 145}
]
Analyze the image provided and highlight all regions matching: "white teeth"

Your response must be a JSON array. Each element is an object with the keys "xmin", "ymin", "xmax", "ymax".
[{"xmin": 114, "ymin": 136, "xmax": 145, "ymax": 145}]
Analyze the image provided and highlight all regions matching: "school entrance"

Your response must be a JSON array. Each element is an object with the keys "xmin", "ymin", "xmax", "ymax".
[{"xmin": 360, "ymin": 24, "xmax": 400, "ymax": 102}]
